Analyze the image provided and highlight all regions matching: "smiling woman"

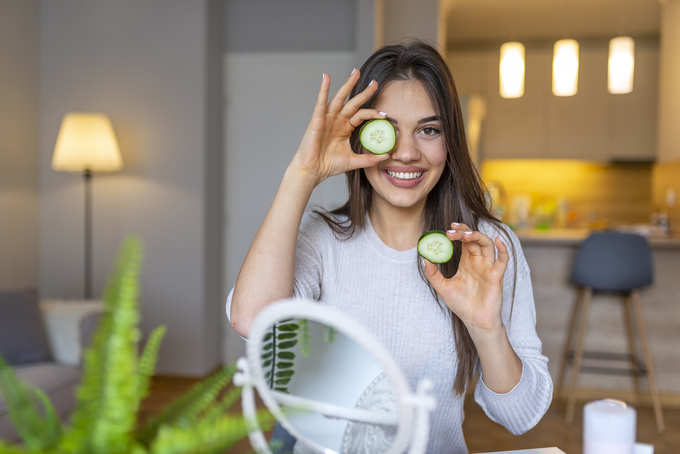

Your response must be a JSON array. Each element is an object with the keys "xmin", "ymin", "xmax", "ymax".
[{"xmin": 227, "ymin": 41, "xmax": 552, "ymax": 454}]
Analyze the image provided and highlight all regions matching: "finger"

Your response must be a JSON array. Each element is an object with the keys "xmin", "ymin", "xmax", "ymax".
[
  {"xmin": 327, "ymin": 68, "xmax": 361, "ymax": 114},
  {"xmin": 347, "ymin": 150, "xmax": 390, "ymax": 170},
  {"xmin": 491, "ymin": 237, "xmax": 510, "ymax": 277},
  {"xmin": 347, "ymin": 109, "xmax": 387, "ymax": 130},
  {"xmin": 446, "ymin": 228, "xmax": 482, "ymax": 257},
  {"xmin": 339, "ymin": 79, "xmax": 379, "ymax": 119},
  {"xmin": 422, "ymin": 258, "xmax": 448, "ymax": 295},
  {"xmin": 461, "ymin": 230, "xmax": 496, "ymax": 259},
  {"xmin": 309, "ymin": 73, "xmax": 331, "ymax": 132}
]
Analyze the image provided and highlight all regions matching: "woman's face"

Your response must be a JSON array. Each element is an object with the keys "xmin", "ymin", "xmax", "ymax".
[{"xmin": 363, "ymin": 79, "xmax": 447, "ymax": 211}]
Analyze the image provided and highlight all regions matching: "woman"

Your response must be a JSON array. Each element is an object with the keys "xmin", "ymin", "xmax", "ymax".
[{"xmin": 227, "ymin": 41, "xmax": 552, "ymax": 453}]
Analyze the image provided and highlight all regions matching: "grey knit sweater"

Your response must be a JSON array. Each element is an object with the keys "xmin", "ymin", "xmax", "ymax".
[{"xmin": 226, "ymin": 211, "xmax": 553, "ymax": 454}]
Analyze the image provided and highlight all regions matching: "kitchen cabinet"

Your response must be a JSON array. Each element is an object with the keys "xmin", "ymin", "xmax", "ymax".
[{"xmin": 449, "ymin": 39, "xmax": 659, "ymax": 161}]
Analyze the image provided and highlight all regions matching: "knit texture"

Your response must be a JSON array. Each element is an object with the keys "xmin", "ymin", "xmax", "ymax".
[{"xmin": 227, "ymin": 211, "xmax": 553, "ymax": 453}]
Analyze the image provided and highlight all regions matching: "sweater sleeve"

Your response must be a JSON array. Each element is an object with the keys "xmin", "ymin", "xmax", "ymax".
[
  {"xmin": 473, "ymin": 222, "xmax": 553, "ymax": 435},
  {"xmin": 224, "ymin": 211, "xmax": 325, "ymax": 339}
]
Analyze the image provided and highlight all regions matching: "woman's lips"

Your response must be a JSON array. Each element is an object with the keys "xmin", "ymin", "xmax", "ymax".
[{"xmin": 382, "ymin": 168, "xmax": 426, "ymax": 188}]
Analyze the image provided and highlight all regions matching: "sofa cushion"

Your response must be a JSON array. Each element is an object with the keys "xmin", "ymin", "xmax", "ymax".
[
  {"xmin": 0, "ymin": 289, "xmax": 52, "ymax": 365},
  {"xmin": 0, "ymin": 362, "xmax": 80, "ymax": 442}
]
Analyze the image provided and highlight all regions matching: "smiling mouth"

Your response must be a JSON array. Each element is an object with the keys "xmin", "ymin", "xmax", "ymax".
[{"xmin": 384, "ymin": 169, "xmax": 424, "ymax": 180}]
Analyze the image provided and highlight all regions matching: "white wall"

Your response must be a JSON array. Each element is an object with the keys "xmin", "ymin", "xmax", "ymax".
[
  {"xmin": 39, "ymin": 0, "xmax": 224, "ymax": 376},
  {"xmin": 0, "ymin": 0, "xmax": 40, "ymax": 289},
  {"xmin": 222, "ymin": 52, "xmax": 354, "ymax": 363}
]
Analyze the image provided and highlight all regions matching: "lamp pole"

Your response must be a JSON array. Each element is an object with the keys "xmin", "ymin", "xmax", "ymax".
[{"xmin": 83, "ymin": 168, "xmax": 92, "ymax": 299}]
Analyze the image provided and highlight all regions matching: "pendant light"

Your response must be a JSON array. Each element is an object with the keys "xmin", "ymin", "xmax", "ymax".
[
  {"xmin": 499, "ymin": 42, "xmax": 525, "ymax": 98},
  {"xmin": 552, "ymin": 39, "xmax": 579, "ymax": 96},
  {"xmin": 608, "ymin": 36, "xmax": 635, "ymax": 94}
]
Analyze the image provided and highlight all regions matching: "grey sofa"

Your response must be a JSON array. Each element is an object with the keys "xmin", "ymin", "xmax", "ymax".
[{"xmin": 0, "ymin": 299, "xmax": 102, "ymax": 443}]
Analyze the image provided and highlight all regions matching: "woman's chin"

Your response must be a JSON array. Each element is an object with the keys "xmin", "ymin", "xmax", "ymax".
[{"xmin": 377, "ymin": 191, "xmax": 427, "ymax": 210}]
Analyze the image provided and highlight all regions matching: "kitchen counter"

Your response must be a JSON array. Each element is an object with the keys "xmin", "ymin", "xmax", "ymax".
[
  {"xmin": 516, "ymin": 229, "xmax": 680, "ymax": 396},
  {"xmin": 516, "ymin": 228, "xmax": 680, "ymax": 248}
]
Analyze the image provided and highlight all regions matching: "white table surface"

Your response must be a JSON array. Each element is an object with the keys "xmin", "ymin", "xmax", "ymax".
[{"xmin": 474, "ymin": 448, "xmax": 565, "ymax": 454}]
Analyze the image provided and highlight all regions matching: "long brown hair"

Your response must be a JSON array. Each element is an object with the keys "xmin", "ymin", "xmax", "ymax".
[{"xmin": 315, "ymin": 41, "xmax": 517, "ymax": 394}]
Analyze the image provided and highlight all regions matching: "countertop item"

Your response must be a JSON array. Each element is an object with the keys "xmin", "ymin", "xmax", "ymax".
[{"xmin": 516, "ymin": 228, "xmax": 680, "ymax": 248}]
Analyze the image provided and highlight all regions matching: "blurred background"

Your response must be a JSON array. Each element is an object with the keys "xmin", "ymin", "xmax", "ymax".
[{"xmin": 1, "ymin": 0, "xmax": 679, "ymax": 451}]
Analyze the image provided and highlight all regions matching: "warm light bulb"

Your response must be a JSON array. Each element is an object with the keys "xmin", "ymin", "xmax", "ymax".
[
  {"xmin": 608, "ymin": 36, "xmax": 635, "ymax": 94},
  {"xmin": 552, "ymin": 39, "xmax": 579, "ymax": 96},
  {"xmin": 499, "ymin": 42, "xmax": 525, "ymax": 98}
]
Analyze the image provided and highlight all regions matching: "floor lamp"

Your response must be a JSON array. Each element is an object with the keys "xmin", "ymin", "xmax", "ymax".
[{"xmin": 52, "ymin": 113, "xmax": 123, "ymax": 299}]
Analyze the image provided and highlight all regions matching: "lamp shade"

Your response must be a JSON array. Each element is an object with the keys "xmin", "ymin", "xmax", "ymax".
[
  {"xmin": 499, "ymin": 42, "xmax": 525, "ymax": 98},
  {"xmin": 552, "ymin": 39, "xmax": 579, "ymax": 96},
  {"xmin": 608, "ymin": 36, "xmax": 635, "ymax": 94},
  {"xmin": 52, "ymin": 113, "xmax": 123, "ymax": 172}
]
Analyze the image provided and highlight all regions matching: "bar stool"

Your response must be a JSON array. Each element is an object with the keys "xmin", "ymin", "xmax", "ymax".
[{"xmin": 556, "ymin": 231, "xmax": 664, "ymax": 432}]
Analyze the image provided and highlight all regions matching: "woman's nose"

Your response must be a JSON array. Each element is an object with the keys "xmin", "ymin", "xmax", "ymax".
[{"xmin": 390, "ymin": 134, "xmax": 421, "ymax": 162}]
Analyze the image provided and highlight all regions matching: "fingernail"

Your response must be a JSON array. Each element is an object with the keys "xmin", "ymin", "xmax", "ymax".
[
  {"xmin": 464, "ymin": 231, "xmax": 473, "ymax": 235},
  {"xmin": 351, "ymin": 67, "xmax": 357, "ymax": 75},
  {"xmin": 452, "ymin": 222, "xmax": 460, "ymax": 226},
  {"xmin": 379, "ymin": 111, "xmax": 387, "ymax": 116},
  {"xmin": 322, "ymin": 73, "xmax": 326, "ymax": 80},
  {"xmin": 447, "ymin": 229, "xmax": 456, "ymax": 234},
  {"xmin": 369, "ymin": 80, "xmax": 376, "ymax": 86}
]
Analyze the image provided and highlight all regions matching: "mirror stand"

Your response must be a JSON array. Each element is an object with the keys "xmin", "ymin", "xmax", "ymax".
[{"xmin": 233, "ymin": 299, "xmax": 438, "ymax": 454}]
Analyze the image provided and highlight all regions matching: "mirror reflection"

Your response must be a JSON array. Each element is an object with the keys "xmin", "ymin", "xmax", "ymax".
[{"xmin": 259, "ymin": 318, "xmax": 399, "ymax": 453}]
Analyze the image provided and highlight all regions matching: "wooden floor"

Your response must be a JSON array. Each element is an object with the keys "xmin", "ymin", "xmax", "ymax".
[{"xmin": 141, "ymin": 375, "xmax": 680, "ymax": 454}]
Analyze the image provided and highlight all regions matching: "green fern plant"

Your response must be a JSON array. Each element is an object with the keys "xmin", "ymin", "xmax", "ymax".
[
  {"xmin": 0, "ymin": 236, "xmax": 275, "ymax": 454},
  {"xmin": 261, "ymin": 318, "xmax": 338, "ymax": 396}
]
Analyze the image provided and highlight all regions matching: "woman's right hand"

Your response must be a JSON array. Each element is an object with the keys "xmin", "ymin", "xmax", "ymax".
[{"xmin": 289, "ymin": 68, "xmax": 391, "ymax": 186}]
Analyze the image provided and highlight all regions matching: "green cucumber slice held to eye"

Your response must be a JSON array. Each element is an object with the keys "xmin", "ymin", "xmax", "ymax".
[
  {"xmin": 418, "ymin": 230, "xmax": 454, "ymax": 264},
  {"xmin": 359, "ymin": 119, "xmax": 396, "ymax": 155}
]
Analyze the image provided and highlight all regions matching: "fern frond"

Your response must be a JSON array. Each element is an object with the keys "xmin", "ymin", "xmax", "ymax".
[
  {"xmin": 149, "ymin": 409, "xmax": 275, "ymax": 454},
  {"xmin": 0, "ymin": 356, "xmax": 61, "ymax": 451},
  {"xmin": 136, "ymin": 326, "xmax": 166, "ymax": 402},
  {"xmin": 59, "ymin": 236, "xmax": 143, "ymax": 454},
  {"xmin": 0, "ymin": 439, "xmax": 30, "ymax": 454},
  {"xmin": 198, "ymin": 386, "xmax": 242, "ymax": 423},
  {"xmin": 299, "ymin": 319, "xmax": 310, "ymax": 358},
  {"xmin": 136, "ymin": 363, "xmax": 236, "ymax": 444}
]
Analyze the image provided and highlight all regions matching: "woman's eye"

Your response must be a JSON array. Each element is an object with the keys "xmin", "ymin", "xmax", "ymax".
[{"xmin": 420, "ymin": 127, "xmax": 441, "ymax": 136}]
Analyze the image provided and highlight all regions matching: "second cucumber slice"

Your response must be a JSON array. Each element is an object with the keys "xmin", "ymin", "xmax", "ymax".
[
  {"xmin": 418, "ymin": 231, "xmax": 454, "ymax": 264},
  {"xmin": 359, "ymin": 119, "xmax": 396, "ymax": 155}
]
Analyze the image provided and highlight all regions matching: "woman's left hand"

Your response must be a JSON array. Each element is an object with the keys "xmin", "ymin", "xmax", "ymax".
[{"xmin": 423, "ymin": 222, "xmax": 509, "ymax": 336}]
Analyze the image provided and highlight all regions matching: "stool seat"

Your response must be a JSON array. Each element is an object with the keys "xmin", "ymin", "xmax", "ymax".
[
  {"xmin": 557, "ymin": 231, "xmax": 664, "ymax": 432},
  {"xmin": 570, "ymin": 231, "xmax": 653, "ymax": 292}
]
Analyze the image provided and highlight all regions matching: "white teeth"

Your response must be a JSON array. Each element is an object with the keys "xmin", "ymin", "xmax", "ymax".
[{"xmin": 386, "ymin": 170, "xmax": 423, "ymax": 180}]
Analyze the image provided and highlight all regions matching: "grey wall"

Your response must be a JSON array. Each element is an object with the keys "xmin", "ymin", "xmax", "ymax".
[
  {"xmin": 39, "ymin": 0, "xmax": 224, "ymax": 376},
  {"xmin": 224, "ymin": 0, "xmax": 356, "ymax": 52},
  {"xmin": 0, "ymin": 0, "xmax": 40, "ymax": 289},
  {"xmin": 221, "ymin": 0, "xmax": 373, "ymax": 363},
  {"xmin": 381, "ymin": 0, "xmax": 442, "ymax": 49}
]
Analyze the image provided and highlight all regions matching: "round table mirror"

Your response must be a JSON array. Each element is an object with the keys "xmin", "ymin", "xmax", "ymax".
[{"xmin": 234, "ymin": 298, "xmax": 437, "ymax": 454}]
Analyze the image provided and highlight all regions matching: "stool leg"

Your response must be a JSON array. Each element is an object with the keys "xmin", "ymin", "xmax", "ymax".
[
  {"xmin": 631, "ymin": 291, "xmax": 665, "ymax": 432},
  {"xmin": 622, "ymin": 294, "xmax": 640, "ymax": 395},
  {"xmin": 557, "ymin": 289, "xmax": 583, "ymax": 399},
  {"xmin": 566, "ymin": 287, "xmax": 591, "ymax": 423}
]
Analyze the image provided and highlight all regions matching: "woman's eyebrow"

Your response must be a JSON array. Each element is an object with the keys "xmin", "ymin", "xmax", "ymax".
[{"xmin": 386, "ymin": 115, "xmax": 440, "ymax": 125}]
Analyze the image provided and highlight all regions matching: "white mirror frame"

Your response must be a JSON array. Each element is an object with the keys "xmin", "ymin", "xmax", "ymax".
[{"xmin": 233, "ymin": 298, "xmax": 437, "ymax": 454}]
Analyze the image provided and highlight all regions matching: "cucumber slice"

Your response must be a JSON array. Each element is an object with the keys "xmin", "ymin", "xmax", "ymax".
[
  {"xmin": 418, "ymin": 230, "xmax": 454, "ymax": 264},
  {"xmin": 359, "ymin": 119, "xmax": 396, "ymax": 155}
]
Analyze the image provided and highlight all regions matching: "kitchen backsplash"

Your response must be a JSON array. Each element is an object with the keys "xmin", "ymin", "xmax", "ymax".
[
  {"xmin": 653, "ymin": 160, "xmax": 680, "ymax": 235},
  {"xmin": 480, "ymin": 159, "xmax": 653, "ymax": 228}
]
